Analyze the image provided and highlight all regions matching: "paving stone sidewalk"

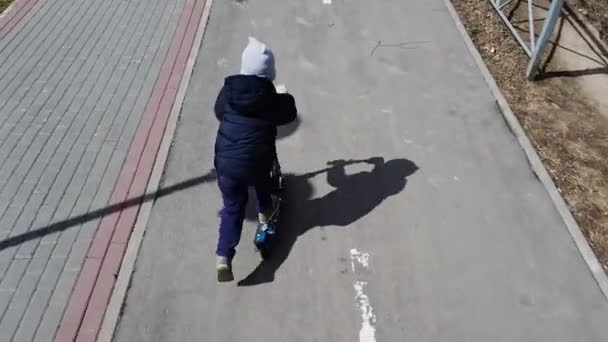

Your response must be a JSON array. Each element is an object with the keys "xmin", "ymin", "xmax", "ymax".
[{"xmin": 0, "ymin": 0, "xmax": 189, "ymax": 340}]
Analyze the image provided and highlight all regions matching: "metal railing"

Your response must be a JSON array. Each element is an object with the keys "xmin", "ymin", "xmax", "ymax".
[{"xmin": 488, "ymin": 0, "xmax": 564, "ymax": 79}]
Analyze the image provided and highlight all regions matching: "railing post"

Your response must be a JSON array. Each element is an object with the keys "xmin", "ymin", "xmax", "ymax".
[{"xmin": 526, "ymin": 0, "xmax": 564, "ymax": 79}]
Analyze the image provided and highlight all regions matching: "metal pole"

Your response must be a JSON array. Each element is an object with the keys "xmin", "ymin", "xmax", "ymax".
[
  {"xmin": 528, "ymin": 0, "xmax": 535, "ymax": 50},
  {"xmin": 526, "ymin": 0, "xmax": 564, "ymax": 79},
  {"xmin": 488, "ymin": 0, "xmax": 532, "ymax": 56}
]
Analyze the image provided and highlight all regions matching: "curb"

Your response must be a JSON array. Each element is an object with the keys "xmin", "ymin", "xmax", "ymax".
[
  {"xmin": 0, "ymin": 0, "xmax": 39, "ymax": 39},
  {"xmin": 441, "ymin": 0, "xmax": 608, "ymax": 300},
  {"xmin": 0, "ymin": 0, "xmax": 18, "ymax": 19},
  {"xmin": 96, "ymin": 0, "xmax": 214, "ymax": 341}
]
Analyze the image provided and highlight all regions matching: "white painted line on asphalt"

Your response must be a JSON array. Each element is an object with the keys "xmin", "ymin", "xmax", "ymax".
[
  {"xmin": 350, "ymin": 248, "xmax": 369, "ymax": 272},
  {"xmin": 354, "ymin": 281, "xmax": 377, "ymax": 342},
  {"xmin": 322, "ymin": 0, "xmax": 332, "ymax": 4},
  {"xmin": 350, "ymin": 249, "xmax": 376, "ymax": 342},
  {"xmin": 96, "ymin": 1, "xmax": 215, "ymax": 341}
]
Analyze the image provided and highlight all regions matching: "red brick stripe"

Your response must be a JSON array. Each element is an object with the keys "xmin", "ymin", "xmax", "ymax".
[
  {"xmin": 0, "ymin": 0, "xmax": 39, "ymax": 40},
  {"xmin": 54, "ymin": 0, "xmax": 207, "ymax": 341}
]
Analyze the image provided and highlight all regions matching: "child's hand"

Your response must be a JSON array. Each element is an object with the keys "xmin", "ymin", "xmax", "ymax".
[{"xmin": 275, "ymin": 84, "xmax": 287, "ymax": 94}]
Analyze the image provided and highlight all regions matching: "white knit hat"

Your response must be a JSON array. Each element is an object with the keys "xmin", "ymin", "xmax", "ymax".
[{"xmin": 240, "ymin": 37, "xmax": 276, "ymax": 81}]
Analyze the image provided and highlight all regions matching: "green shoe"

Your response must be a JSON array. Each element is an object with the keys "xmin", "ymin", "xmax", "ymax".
[{"xmin": 216, "ymin": 256, "xmax": 233, "ymax": 282}]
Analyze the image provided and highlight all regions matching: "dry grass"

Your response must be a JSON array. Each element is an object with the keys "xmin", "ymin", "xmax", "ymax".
[
  {"xmin": 568, "ymin": 0, "xmax": 608, "ymax": 43},
  {"xmin": 451, "ymin": 0, "xmax": 608, "ymax": 270},
  {"xmin": 0, "ymin": 0, "xmax": 15, "ymax": 14}
]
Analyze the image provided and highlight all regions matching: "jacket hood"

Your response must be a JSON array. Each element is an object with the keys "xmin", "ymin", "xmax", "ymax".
[{"xmin": 223, "ymin": 75, "xmax": 276, "ymax": 116}]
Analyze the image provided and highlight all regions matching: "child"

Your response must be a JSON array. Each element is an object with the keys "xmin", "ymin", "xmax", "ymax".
[{"xmin": 213, "ymin": 37, "xmax": 297, "ymax": 282}]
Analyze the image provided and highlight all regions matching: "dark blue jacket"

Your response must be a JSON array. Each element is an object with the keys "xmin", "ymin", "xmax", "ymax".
[{"xmin": 214, "ymin": 75, "xmax": 297, "ymax": 181}]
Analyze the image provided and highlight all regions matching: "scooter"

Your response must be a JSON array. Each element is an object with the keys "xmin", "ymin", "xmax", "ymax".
[{"xmin": 253, "ymin": 157, "xmax": 283, "ymax": 259}]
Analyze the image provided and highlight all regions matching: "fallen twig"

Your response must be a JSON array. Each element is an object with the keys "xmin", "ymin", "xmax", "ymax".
[{"xmin": 370, "ymin": 40, "xmax": 431, "ymax": 56}]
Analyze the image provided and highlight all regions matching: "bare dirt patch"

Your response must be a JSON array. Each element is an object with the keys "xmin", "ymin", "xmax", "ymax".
[{"xmin": 451, "ymin": 0, "xmax": 608, "ymax": 270}]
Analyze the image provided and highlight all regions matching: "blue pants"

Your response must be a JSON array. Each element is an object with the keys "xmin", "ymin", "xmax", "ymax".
[{"xmin": 216, "ymin": 174, "xmax": 273, "ymax": 259}]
